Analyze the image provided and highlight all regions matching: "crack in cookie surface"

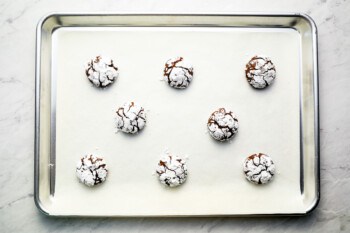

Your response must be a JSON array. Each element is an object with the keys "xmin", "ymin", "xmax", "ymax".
[
  {"xmin": 76, "ymin": 154, "xmax": 108, "ymax": 187},
  {"xmin": 116, "ymin": 101, "xmax": 146, "ymax": 134},
  {"xmin": 207, "ymin": 108, "xmax": 239, "ymax": 142},
  {"xmin": 85, "ymin": 55, "xmax": 119, "ymax": 88},
  {"xmin": 163, "ymin": 57, "xmax": 194, "ymax": 89},
  {"xmin": 156, "ymin": 153, "xmax": 188, "ymax": 187},
  {"xmin": 243, "ymin": 153, "xmax": 275, "ymax": 184},
  {"xmin": 245, "ymin": 55, "xmax": 276, "ymax": 89}
]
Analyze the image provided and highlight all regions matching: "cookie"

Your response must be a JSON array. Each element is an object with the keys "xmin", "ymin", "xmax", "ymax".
[
  {"xmin": 156, "ymin": 153, "xmax": 188, "ymax": 187},
  {"xmin": 245, "ymin": 55, "xmax": 276, "ymax": 89},
  {"xmin": 85, "ymin": 55, "xmax": 119, "ymax": 88},
  {"xmin": 116, "ymin": 102, "xmax": 146, "ymax": 134},
  {"xmin": 76, "ymin": 154, "xmax": 108, "ymax": 187},
  {"xmin": 163, "ymin": 57, "xmax": 194, "ymax": 89},
  {"xmin": 243, "ymin": 153, "xmax": 275, "ymax": 184},
  {"xmin": 207, "ymin": 108, "xmax": 239, "ymax": 141}
]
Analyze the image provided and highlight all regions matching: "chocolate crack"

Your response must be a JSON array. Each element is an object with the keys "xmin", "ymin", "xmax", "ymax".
[
  {"xmin": 157, "ymin": 156, "xmax": 187, "ymax": 187},
  {"xmin": 85, "ymin": 56, "xmax": 118, "ymax": 88},
  {"xmin": 245, "ymin": 56, "xmax": 276, "ymax": 88},
  {"xmin": 163, "ymin": 57, "xmax": 193, "ymax": 88},
  {"xmin": 116, "ymin": 102, "xmax": 146, "ymax": 133},
  {"xmin": 244, "ymin": 153, "xmax": 275, "ymax": 184},
  {"xmin": 207, "ymin": 108, "xmax": 238, "ymax": 141},
  {"xmin": 77, "ymin": 155, "xmax": 108, "ymax": 186}
]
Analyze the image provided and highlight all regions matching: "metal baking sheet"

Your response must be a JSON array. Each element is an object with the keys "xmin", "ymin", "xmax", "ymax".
[{"xmin": 35, "ymin": 13, "xmax": 319, "ymax": 217}]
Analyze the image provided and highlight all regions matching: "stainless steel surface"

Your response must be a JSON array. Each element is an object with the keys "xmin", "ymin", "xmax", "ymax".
[{"xmin": 35, "ymin": 13, "xmax": 319, "ymax": 217}]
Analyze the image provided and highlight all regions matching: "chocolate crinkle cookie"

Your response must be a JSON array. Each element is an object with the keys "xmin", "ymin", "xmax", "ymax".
[
  {"xmin": 85, "ymin": 55, "xmax": 119, "ymax": 88},
  {"xmin": 163, "ymin": 57, "xmax": 194, "ymax": 89},
  {"xmin": 116, "ymin": 102, "xmax": 146, "ymax": 134},
  {"xmin": 245, "ymin": 55, "xmax": 276, "ymax": 89},
  {"xmin": 243, "ymin": 153, "xmax": 275, "ymax": 185},
  {"xmin": 207, "ymin": 108, "xmax": 239, "ymax": 142},
  {"xmin": 156, "ymin": 153, "xmax": 188, "ymax": 188},
  {"xmin": 76, "ymin": 154, "xmax": 108, "ymax": 187}
]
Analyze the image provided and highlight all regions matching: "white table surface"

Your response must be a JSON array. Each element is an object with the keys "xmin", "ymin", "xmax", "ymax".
[{"xmin": 0, "ymin": 0, "xmax": 349, "ymax": 232}]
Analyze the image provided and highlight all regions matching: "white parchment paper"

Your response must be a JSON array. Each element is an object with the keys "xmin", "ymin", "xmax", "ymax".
[{"xmin": 52, "ymin": 27, "xmax": 302, "ymax": 215}]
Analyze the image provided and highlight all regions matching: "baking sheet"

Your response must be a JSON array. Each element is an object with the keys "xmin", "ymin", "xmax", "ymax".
[{"xmin": 35, "ymin": 14, "xmax": 319, "ymax": 216}]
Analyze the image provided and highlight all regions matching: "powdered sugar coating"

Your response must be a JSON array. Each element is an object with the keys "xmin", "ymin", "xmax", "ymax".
[
  {"xmin": 156, "ymin": 153, "xmax": 188, "ymax": 187},
  {"xmin": 243, "ymin": 153, "xmax": 276, "ymax": 184},
  {"xmin": 85, "ymin": 56, "xmax": 119, "ymax": 88},
  {"xmin": 76, "ymin": 154, "xmax": 108, "ymax": 187},
  {"xmin": 163, "ymin": 57, "xmax": 194, "ymax": 89},
  {"xmin": 116, "ymin": 102, "xmax": 146, "ymax": 134},
  {"xmin": 207, "ymin": 108, "xmax": 239, "ymax": 142},
  {"xmin": 245, "ymin": 55, "xmax": 276, "ymax": 89}
]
